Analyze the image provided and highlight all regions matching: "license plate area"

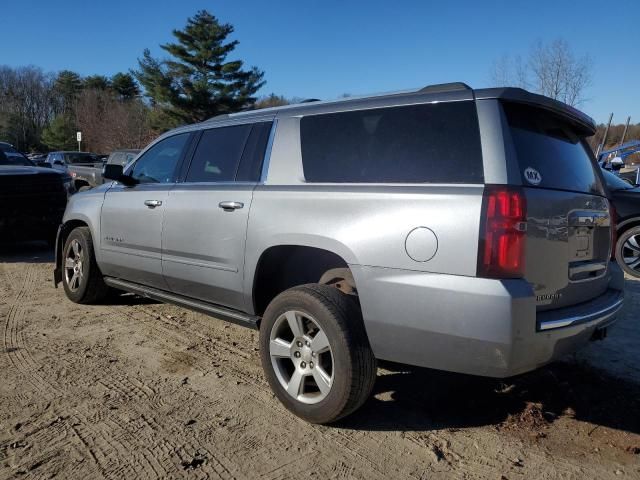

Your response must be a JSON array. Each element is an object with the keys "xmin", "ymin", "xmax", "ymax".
[
  {"xmin": 567, "ymin": 210, "xmax": 610, "ymax": 282},
  {"xmin": 569, "ymin": 226, "xmax": 594, "ymax": 261}
]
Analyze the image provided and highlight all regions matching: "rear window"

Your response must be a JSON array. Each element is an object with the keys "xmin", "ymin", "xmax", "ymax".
[
  {"xmin": 503, "ymin": 102, "xmax": 604, "ymax": 195},
  {"xmin": 64, "ymin": 152, "xmax": 99, "ymax": 164},
  {"xmin": 300, "ymin": 102, "xmax": 483, "ymax": 183}
]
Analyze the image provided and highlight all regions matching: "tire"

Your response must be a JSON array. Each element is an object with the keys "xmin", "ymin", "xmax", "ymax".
[
  {"xmin": 259, "ymin": 284, "xmax": 377, "ymax": 424},
  {"xmin": 62, "ymin": 227, "xmax": 109, "ymax": 303},
  {"xmin": 78, "ymin": 185, "xmax": 92, "ymax": 192},
  {"xmin": 615, "ymin": 226, "xmax": 640, "ymax": 278}
]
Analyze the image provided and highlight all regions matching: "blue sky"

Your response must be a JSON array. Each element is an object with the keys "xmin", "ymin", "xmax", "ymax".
[{"xmin": 3, "ymin": 0, "xmax": 638, "ymax": 123}]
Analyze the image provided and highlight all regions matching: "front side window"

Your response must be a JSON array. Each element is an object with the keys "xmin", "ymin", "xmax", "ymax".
[
  {"xmin": 300, "ymin": 101, "xmax": 483, "ymax": 183},
  {"xmin": 186, "ymin": 125, "xmax": 251, "ymax": 183},
  {"xmin": 129, "ymin": 133, "xmax": 190, "ymax": 184}
]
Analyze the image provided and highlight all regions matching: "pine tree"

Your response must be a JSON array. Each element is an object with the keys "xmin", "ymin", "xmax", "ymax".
[
  {"xmin": 54, "ymin": 70, "xmax": 83, "ymax": 115},
  {"xmin": 134, "ymin": 10, "xmax": 265, "ymax": 129},
  {"xmin": 111, "ymin": 73, "xmax": 140, "ymax": 100},
  {"xmin": 42, "ymin": 114, "xmax": 77, "ymax": 150},
  {"xmin": 84, "ymin": 75, "xmax": 110, "ymax": 91}
]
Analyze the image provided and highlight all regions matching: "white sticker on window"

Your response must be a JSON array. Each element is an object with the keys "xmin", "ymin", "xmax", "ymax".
[{"xmin": 524, "ymin": 167, "xmax": 542, "ymax": 185}]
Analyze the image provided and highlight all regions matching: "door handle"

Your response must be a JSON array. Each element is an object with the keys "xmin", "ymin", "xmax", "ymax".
[
  {"xmin": 144, "ymin": 200, "xmax": 162, "ymax": 208},
  {"xmin": 218, "ymin": 201, "xmax": 244, "ymax": 211}
]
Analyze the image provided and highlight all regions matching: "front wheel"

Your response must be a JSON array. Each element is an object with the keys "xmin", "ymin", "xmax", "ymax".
[
  {"xmin": 616, "ymin": 226, "xmax": 640, "ymax": 278},
  {"xmin": 259, "ymin": 284, "xmax": 377, "ymax": 424},
  {"xmin": 62, "ymin": 226, "xmax": 109, "ymax": 303}
]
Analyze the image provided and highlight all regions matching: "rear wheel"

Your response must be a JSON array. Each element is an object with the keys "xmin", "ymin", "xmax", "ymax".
[
  {"xmin": 259, "ymin": 284, "xmax": 376, "ymax": 424},
  {"xmin": 616, "ymin": 226, "xmax": 640, "ymax": 278},
  {"xmin": 62, "ymin": 227, "xmax": 109, "ymax": 303}
]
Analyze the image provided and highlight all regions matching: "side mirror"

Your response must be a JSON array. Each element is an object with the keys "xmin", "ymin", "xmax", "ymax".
[
  {"xmin": 103, "ymin": 163, "xmax": 138, "ymax": 186},
  {"xmin": 53, "ymin": 160, "xmax": 65, "ymax": 166}
]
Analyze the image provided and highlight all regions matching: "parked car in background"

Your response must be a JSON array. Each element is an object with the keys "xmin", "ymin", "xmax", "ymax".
[
  {"xmin": 602, "ymin": 169, "xmax": 640, "ymax": 278},
  {"xmin": 1, "ymin": 142, "xmax": 29, "ymax": 162},
  {"xmin": 0, "ymin": 149, "xmax": 74, "ymax": 245},
  {"xmin": 105, "ymin": 149, "xmax": 140, "ymax": 167},
  {"xmin": 54, "ymin": 84, "xmax": 624, "ymax": 423},
  {"xmin": 45, "ymin": 151, "xmax": 105, "ymax": 191}
]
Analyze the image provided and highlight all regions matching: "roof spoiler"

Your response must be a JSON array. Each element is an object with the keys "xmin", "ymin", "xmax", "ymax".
[{"xmin": 419, "ymin": 82, "xmax": 472, "ymax": 94}]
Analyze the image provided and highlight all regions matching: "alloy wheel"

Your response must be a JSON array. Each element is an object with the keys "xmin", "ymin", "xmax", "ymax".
[
  {"xmin": 64, "ymin": 239, "xmax": 85, "ymax": 291},
  {"xmin": 622, "ymin": 233, "xmax": 640, "ymax": 273},
  {"xmin": 269, "ymin": 310, "xmax": 334, "ymax": 404}
]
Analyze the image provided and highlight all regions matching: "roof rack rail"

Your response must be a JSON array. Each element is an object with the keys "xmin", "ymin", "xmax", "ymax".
[
  {"xmin": 419, "ymin": 82, "xmax": 472, "ymax": 94},
  {"xmin": 299, "ymin": 98, "xmax": 321, "ymax": 103}
]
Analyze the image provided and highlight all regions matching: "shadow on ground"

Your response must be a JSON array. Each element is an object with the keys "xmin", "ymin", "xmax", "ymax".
[{"xmin": 340, "ymin": 360, "xmax": 640, "ymax": 437}]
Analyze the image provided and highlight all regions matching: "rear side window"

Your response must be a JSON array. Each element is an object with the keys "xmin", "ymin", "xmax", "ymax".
[
  {"xmin": 503, "ymin": 102, "xmax": 604, "ymax": 195},
  {"xmin": 300, "ymin": 102, "xmax": 483, "ymax": 183},
  {"xmin": 186, "ymin": 125, "xmax": 251, "ymax": 182}
]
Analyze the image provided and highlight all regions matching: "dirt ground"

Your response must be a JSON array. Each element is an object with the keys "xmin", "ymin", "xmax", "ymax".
[{"xmin": 1, "ymin": 243, "xmax": 639, "ymax": 480}]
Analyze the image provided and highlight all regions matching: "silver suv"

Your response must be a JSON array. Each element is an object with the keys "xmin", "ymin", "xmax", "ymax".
[{"xmin": 54, "ymin": 83, "xmax": 625, "ymax": 423}]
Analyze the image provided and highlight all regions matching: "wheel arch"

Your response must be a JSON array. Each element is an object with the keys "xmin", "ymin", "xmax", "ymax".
[
  {"xmin": 53, "ymin": 217, "xmax": 94, "ymax": 287},
  {"xmin": 249, "ymin": 244, "xmax": 359, "ymax": 318},
  {"xmin": 617, "ymin": 216, "xmax": 640, "ymax": 235}
]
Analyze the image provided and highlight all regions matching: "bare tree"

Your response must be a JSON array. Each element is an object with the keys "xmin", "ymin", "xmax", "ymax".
[
  {"xmin": 489, "ymin": 38, "xmax": 592, "ymax": 107},
  {"xmin": 75, "ymin": 89, "xmax": 153, "ymax": 153},
  {"xmin": 0, "ymin": 66, "xmax": 57, "ymax": 150}
]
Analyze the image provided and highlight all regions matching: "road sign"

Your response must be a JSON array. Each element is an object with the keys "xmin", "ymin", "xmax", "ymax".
[{"xmin": 76, "ymin": 131, "xmax": 82, "ymax": 142}]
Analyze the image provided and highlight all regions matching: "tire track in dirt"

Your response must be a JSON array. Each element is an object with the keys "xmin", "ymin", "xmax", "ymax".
[
  {"xmin": 0, "ymin": 268, "xmax": 182, "ymax": 478},
  {"xmin": 2, "ymin": 264, "xmax": 60, "ymax": 397},
  {"xmin": 110, "ymin": 303, "xmax": 423, "ymax": 479}
]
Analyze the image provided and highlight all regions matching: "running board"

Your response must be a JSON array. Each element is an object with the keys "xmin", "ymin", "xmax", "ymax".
[{"xmin": 103, "ymin": 277, "xmax": 260, "ymax": 329}]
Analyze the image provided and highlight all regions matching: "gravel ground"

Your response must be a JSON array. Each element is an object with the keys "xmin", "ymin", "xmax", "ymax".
[{"xmin": 0, "ymin": 243, "xmax": 639, "ymax": 479}]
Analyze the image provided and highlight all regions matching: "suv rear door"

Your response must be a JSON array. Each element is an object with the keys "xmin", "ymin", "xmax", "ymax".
[
  {"xmin": 502, "ymin": 102, "xmax": 613, "ymax": 313},
  {"xmin": 161, "ymin": 122, "xmax": 272, "ymax": 310}
]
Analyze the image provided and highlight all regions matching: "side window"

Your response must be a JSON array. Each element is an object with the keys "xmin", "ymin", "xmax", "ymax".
[
  {"xmin": 109, "ymin": 153, "xmax": 123, "ymax": 165},
  {"xmin": 124, "ymin": 153, "xmax": 137, "ymax": 165},
  {"xmin": 236, "ymin": 122, "xmax": 273, "ymax": 182},
  {"xmin": 129, "ymin": 133, "xmax": 190, "ymax": 184},
  {"xmin": 185, "ymin": 125, "xmax": 251, "ymax": 182},
  {"xmin": 300, "ymin": 102, "xmax": 483, "ymax": 183}
]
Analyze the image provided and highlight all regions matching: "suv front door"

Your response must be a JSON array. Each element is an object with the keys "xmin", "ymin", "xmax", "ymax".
[
  {"xmin": 161, "ymin": 122, "xmax": 272, "ymax": 310},
  {"xmin": 99, "ymin": 133, "xmax": 192, "ymax": 288}
]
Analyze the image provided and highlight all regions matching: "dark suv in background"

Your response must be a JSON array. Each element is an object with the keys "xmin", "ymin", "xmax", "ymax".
[{"xmin": 0, "ymin": 148, "xmax": 74, "ymax": 245}]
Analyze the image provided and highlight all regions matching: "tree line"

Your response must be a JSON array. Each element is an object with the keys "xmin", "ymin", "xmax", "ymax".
[
  {"xmin": 0, "ymin": 10, "xmax": 295, "ymax": 154},
  {"xmin": 2, "ymin": 14, "xmax": 638, "ymax": 156}
]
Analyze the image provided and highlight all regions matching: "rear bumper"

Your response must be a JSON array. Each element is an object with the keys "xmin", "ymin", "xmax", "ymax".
[{"xmin": 352, "ymin": 262, "xmax": 625, "ymax": 378}]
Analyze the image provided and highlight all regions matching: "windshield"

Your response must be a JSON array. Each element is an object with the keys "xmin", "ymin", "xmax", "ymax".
[
  {"xmin": 602, "ymin": 169, "xmax": 634, "ymax": 191},
  {"xmin": 63, "ymin": 152, "xmax": 99, "ymax": 164},
  {"xmin": 0, "ymin": 149, "xmax": 34, "ymax": 166}
]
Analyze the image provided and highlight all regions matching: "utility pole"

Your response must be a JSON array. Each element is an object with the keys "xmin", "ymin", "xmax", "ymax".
[
  {"xmin": 596, "ymin": 113, "xmax": 613, "ymax": 160},
  {"xmin": 619, "ymin": 116, "xmax": 631, "ymax": 147}
]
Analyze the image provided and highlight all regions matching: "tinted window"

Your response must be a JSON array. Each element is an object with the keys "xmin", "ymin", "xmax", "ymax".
[
  {"xmin": 63, "ymin": 152, "xmax": 99, "ymax": 164},
  {"xmin": 130, "ymin": 133, "xmax": 190, "ymax": 184},
  {"xmin": 504, "ymin": 102, "xmax": 604, "ymax": 195},
  {"xmin": 236, "ymin": 122, "xmax": 272, "ymax": 182},
  {"xmin": 300, "ymin": 102, "xmax": 483, "ymax": 183},
  {"xmin": 186, "ymin": 125, "xmax": 251, "ymax": 182},
  {"xmin": 0, "ymin": 149, "xmax": 33, "ymax": 166}
]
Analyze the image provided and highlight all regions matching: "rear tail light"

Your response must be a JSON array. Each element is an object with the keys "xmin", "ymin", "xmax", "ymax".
[
  {"xmin": 478, "ymin": 185, "xmax": 527, "ymax": 278},
  {"xmin": 610, "ymin": 202, "xmax": 617, "ymax": 260}
]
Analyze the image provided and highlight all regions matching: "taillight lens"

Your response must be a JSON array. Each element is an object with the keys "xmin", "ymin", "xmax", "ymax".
[
  {"xmin": 478, "ymin": 185, "xmax": 527, "ymax": 278},
  {"xmin": 610, "ymin": 202, "xmax": 617, "ymax": 260}
]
